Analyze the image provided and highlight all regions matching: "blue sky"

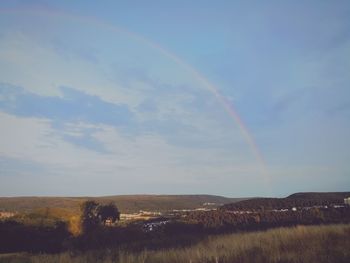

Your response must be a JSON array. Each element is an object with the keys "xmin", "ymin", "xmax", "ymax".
[{"xmin": 0, "ymin": 0, "xmax": 349, "ymax": 197}]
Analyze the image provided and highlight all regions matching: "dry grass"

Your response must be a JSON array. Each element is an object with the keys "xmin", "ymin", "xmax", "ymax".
[{"xmin": 2, "ymin": 224, "xmax": 349, "ymax": 263}]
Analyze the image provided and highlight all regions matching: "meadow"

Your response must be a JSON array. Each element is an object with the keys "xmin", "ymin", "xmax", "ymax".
[
  {"xmin": 0, "ymin": 195, "xmax": 243, "ymax": 214},
  {"xmin": 1, "ymin": 224, "xmax": 349, "ymax": 263}
]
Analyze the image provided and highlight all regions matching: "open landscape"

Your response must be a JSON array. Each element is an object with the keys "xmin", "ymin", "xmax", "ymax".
[
  {"xmin": 1, "ymin": 192, "xmax": 350, "ymax": 262},
  {"xmin": 1, "ymin": 1, "xmax": 350, "ymax": 262},
  {"xmin": 0, "ymin": 195, "xmax": 246, "ymax": 214}
]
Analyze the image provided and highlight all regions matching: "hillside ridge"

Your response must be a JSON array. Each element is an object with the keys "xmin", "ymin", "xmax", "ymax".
[{"xmin": 0, "ymin": 194, "xmax": 246, "ymax": 213}]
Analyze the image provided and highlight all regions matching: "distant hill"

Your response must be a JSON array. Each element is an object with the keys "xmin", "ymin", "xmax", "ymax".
[
  {"xmin": 222, "ymin": 192, "xmax": 350, "ymax": 211},
  {"xmin": 0, "ymin": 195, "xmax": 246, "ymax": 214},
  {"xmin": 287, "ymin": 192, "xmax": 350, "ymax": 200}
]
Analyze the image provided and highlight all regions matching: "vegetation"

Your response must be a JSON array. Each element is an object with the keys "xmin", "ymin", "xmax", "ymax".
[
  {"xmin": 0, "ymin": 220, "xmax": 70, "ymax": 253},
  {"xmin": 222, "ymin": 192, "xmax": 350, "ymax": 211},
  {"xmin": 1, "ymin": 193, "xmax": 349, "ymax": 262},
  {"xmin": 186, "ymin": 207, "xmax": 350, "ymax": 231},
  {"xmin": 80, "ymin": 201, "xmax": 120, "ymax": 232},
  {"xmin": 2, "ymin": 192, "xmax": 347, "ymax": 215},
  {"xmin": 0, "ymin": 195, "xmax": 245, "ymax": 214},
  {"xmin": 287, "ymin": 192, "xmax": 350, "ymax": 200},
  {"xmin": 1, "ymin": 201, "xmax": 349, "ymax": 254},
  {"xmin": 4, "ymin": 207, "xmax": 81, "ymax": 236},
  {"xmin": 1, "ymin": 224, "xmax": 349, "ymax": 263}
]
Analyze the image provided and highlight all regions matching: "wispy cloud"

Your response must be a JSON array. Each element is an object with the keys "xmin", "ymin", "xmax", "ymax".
[
  {"xmin": 0, "ymin": 83, "xmax": 133, "ymax": 126},
  {"xmin": 0, "ymin": 83, "xmax": 136, "ymax": 153}
]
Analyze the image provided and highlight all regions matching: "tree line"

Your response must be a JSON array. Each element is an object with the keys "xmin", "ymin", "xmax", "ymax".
[
  {"xmin": 185, "ymin": 207, "xmax": 350, "ymax": 232},
  {"xmin": 222, "ymin": 197, "xmax": 346, "ymax": 211}
]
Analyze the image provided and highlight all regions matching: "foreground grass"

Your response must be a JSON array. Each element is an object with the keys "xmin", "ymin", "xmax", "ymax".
[{"xmin": 1, "ymin": 224, "xmax": 349, "ymax": 263}]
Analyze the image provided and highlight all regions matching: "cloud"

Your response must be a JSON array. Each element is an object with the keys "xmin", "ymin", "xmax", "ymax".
[
  {"xmin": 0, "ymin": 111, "xmax": 265, "ymax": 196},
  {"xmin": 0, "ymin": 16, "xmax": 251, "ymax": 154},
  {"xmin": 0, "ymin": 83, "xmax": 137, "ymax": 153},
  {"xmin": 0, "ymin": 156, "xmax": 46, "ymax": 177},
  {"xmin": 0, "ymin": 83, "xmax": 133, "ymax": 126},
  {"xmin": 53, "ymin": 122, "xmax": 109, "ymax": 154},
  {"xmin": 51, "ymin": 38, "xmax": 100, "ymax": 64}
]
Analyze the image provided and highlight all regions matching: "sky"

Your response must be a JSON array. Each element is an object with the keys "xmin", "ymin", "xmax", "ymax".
[{"xmin": 0, "ymin": 0, "xmax": 349, "ymax": 197}]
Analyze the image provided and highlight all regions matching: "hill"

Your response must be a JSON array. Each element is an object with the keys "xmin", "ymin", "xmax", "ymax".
[
  {"xmin": 0, "ymin": 195, "xmax": 245, "ymax": 214},
  {"xmin": 222, "ymin": 191, "xmax": 350, "ymax": 211},
  {"xmin": 287, "ymin": 192, "xmax": 350, "ymax": 200}
]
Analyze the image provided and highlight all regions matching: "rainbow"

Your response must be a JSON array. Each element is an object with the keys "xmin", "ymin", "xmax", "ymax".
[{"xmin": 0, "ymin": 7, "xmax": 269, "ymax": 182}]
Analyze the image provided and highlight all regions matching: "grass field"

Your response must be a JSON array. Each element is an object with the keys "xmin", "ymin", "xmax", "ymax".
[
  {"xmin": 1, "ymin": 223, "xmax": 349, "ymax": 263},
  {"xmin": 0, "ymin": 195, "xmax": 246, "ymax": 214}
]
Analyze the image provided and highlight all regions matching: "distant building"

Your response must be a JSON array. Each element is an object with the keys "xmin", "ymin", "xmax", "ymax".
[{"xmin": 344, "ymin": 197, "xmax": 350, "ymax": 206}]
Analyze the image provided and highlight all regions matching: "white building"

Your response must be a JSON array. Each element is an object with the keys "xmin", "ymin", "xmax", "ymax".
[{"xmin": 344, "ymin": 197, "xmax": 350, "ymax": 206}]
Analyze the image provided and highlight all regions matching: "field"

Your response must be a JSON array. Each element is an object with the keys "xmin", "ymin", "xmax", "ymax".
[
  {"xmin": 1, "ymin": 224, "xmax": 349, "ymax": 263},
  {"xmin": 1, "ymin": 193, "xmax": 349, "ymax": 262},
  {"xmin": 0, "ymin": 195, "xmax": 246, "ymax": 214}
]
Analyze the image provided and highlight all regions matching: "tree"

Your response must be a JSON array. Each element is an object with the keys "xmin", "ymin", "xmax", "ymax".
[
  {"xmin": 80, "ymin": 200, "xmax": 99, "ymax": 233},
  {"xmin": 97, "ymin": 203, "xmax": 120, "ymax": 225},
  {"xmin": 80, "ymin": 201, "xmax": 121, "ymax": 233}
]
